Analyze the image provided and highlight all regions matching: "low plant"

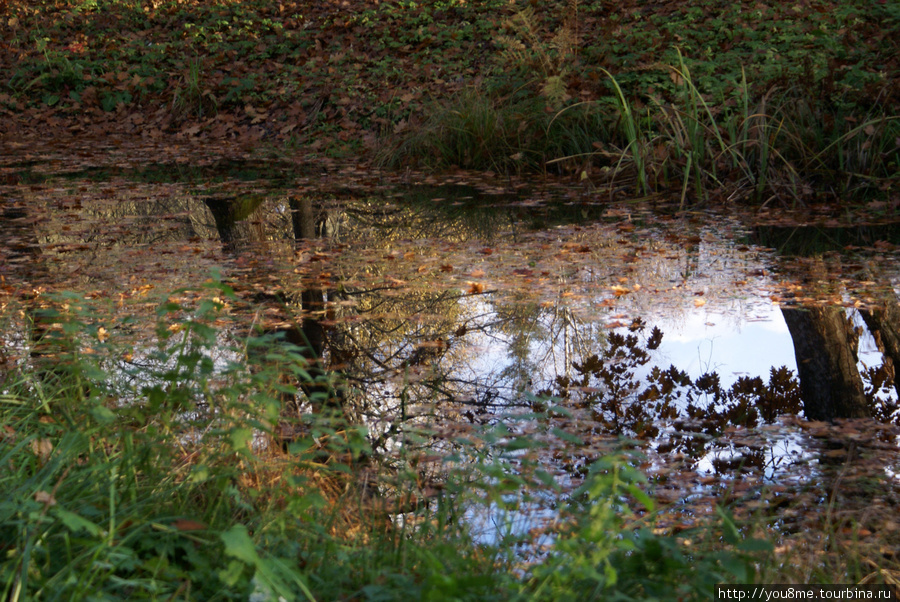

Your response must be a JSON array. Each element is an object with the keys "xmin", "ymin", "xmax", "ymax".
[
  {"xmin": 378, "ymin": 88, "xmax": 538, "ymax": 172},
  {"xmin": 173, "ymin": 56, "xmax": 216, "ymax": 120},
  {"xmin": 0, "ymin": 283, "xmax": 781, "ymax": 600},
  {"xmin": 385, "ymin": 52, "xmax": 899, "ymax": 207},
  {"xmin": 526, "ymin": 452, "xmax": 769, "ymax": 601}
]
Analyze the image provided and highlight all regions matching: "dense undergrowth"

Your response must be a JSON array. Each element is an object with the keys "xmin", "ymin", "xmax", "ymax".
[
  {"xmin": 0, "ymin": 282, "xmax": 779, "ymax": 600},
  {"xmin": 379, "ymin": 9, "xmax": 900, "ymax": 206},
  {"xmin": 1, "ymin": 0, "xmax": 898, "ymax": 205}
]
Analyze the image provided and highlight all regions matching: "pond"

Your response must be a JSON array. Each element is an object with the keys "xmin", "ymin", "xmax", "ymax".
[{"xmin": 2, "ymin": 144, "xmax": 899, "ymax": 555}]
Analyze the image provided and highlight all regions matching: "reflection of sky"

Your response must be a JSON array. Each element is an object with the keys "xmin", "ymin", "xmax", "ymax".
[
  {"xmin": 460, "ymin": 296, "xmax": 804, "ymax": 398},
  {"xmin": 649, "ymin": 303, "xmax": 797, "ymax": 385}
]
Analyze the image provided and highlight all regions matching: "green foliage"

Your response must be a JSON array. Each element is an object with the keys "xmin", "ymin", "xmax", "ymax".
[
  {"xmin": 526, "ymin": 453, "xmax": 770, "ymax": 601},
  {"xmin": 379, "ymin": 0, "xmax": 898, "ymax": 203},
  {"xmin": 2, "ymin": 0, "xmax": 897, "ymax": 194},
  {"xmin": 0, "ymin": 281, "xmax": 778, "ymax": 600},
  {"xmin": 386, "ymin": 53, "xmax": 898, "ymax": 204}
]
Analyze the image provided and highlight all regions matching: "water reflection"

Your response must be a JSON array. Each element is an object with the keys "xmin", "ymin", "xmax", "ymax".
[{"xmin": 2, "ymin": 161, "xmax": 900, "ymax": 534}]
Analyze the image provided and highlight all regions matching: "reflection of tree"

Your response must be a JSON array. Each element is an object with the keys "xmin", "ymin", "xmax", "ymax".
[
  {"xmin": 204, "ymin": 196, "xmax": 264, "ymax": 251},
  {"xmin": 22, "ymin": 186, "xmax": 227, "ymax": 291},
  {"xmin": 859, "ymin": 298, "xmax": 900, "ymax": 422},
  {"xmin": 0, "ymin": 199, "xmax": 62, "ymax": 380},
  {"xmin": 861, "ymin": 303, "xmax": 900, "ymax": 397},
  {"xmin": 753, "ymin": 224, "xmax": 900, "ymax": 422},
  {"xmin": 1, "ymin": 200, "xmax": 45, "ymax": 280},
  {"xmin": 540, "ymin": 323, "xmax": 804, "ymax": 475},
  {"xmin": 781, "ymin": 306, "xmax": 869, "ymax": 421},
  {"xmin": 204, "ymin": 193, "xmax": 348, "ymax": 413},
  {"xmin": 491, "ymin": 297, "xmax": 606, "ymax": 398},
  {"xmin": 328, "ymin": 287, "xmax": 463, "ymax": 421}
]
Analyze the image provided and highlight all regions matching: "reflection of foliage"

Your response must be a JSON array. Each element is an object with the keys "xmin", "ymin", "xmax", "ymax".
[
  {"xmin": 545, "ymin": 327, "xmax": 669, "ymax": 438},
  {"xmin": 863, "ymin": 363, "xmax": 900, "ymax": 423},
  {"xmin": 542, "ymin": 323, "xmax": 803, "ymax": 456}
]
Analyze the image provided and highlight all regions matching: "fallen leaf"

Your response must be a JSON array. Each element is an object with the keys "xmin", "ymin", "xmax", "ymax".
[
  {"xmin": 34, "ymin": 491, "xmax": 56, "ymax": 506},
  {"xmin": 31, "ymin": 438, "xmax": 53, "ymax": 460},
  {"xmin": 173, "ymin": 519, "xmax": 208, "ymax": 531}
]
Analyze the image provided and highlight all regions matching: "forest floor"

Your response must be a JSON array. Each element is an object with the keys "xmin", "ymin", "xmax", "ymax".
[
  {"xmin": 2, "ymin": 2, "xmax": 900, "ymax": 596},
  {"xmin": 1, "ymin": 0, "xmax": 897, "ymax": 165}
]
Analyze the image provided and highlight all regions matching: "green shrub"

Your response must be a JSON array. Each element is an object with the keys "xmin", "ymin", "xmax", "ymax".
[{"xmin": 0, "ymin": 283, "xmax": 773, "ymax": 600}]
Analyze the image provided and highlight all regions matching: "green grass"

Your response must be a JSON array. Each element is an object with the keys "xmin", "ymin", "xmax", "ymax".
[
  {"xmin": 375, "ymin": 0, "xmax": 899, "ymax": 204},
  {"xmin": 381, "ymin": 59, "xmax": 899, "ymax": 205},
  {"xmin": 0, "ymin": 280, "xmax": 782, "ymax": 600},
  {"xmin": 1, "ymin": 0, "xmax": 896, "ymax": 198}
]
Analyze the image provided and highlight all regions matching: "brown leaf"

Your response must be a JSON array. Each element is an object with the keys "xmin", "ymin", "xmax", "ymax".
[
  {"xmin": 173, "ymin": 519, "xmax": 208, "ymax": 532},
  {"xmin": 31, "ymin": 438, "xmax": 53, "ymax": 460},
  {"xmin": 34, "ymin": 490, "xmax": 57, "ymax": 506}
]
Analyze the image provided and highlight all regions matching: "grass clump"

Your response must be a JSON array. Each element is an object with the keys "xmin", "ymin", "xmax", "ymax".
[
  {"xmin": 379, "ymin": 2, "xmax": 899, "ymax": 206},
  {"xmin": 0, "ymin": 282, "xmax": 778, "ymax": 600},
  {"xmin": 0, "ymin": 285, "xmax": 508, "ymax": 600},
  {"xmin": 383, "ymin": 62, "xmax": 899, "ymax": 206},
  {"xmin": 378, "ymin": 86, "xmax": 613, "ymax": 174}
]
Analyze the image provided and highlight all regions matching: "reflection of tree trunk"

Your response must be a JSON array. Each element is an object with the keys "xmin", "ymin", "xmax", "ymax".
[
  {"xmin": 287, "ymin": 196, "xmax": 344, "ymax": 412},
  {"xmin": 203, "ymin": 195, "xmax": 265, "ymax": 251},
  {"xmin": 1, "ymin": 202, "xmax": 67, "ymax": 383},
  {"xmin": 781, "ymin": 306, "xmax": 869, "ymax": 421},
  {"xmin": 204, "ymin": 196, "xmax": 238, "ymax": 249},
  {"xmin": 288, "ymin": 196, "xmax": 316, "ymax": 239},
  {"xmin": 2, "ymin": 203, "xmax": 45, "ymax": 280},
  {"xmin": 279, "ymin": 287, "xmax": 343, "ymax": 411},
  {"xmin": 274, "ymin": 288, "xmax": 343, "ymax": 409},
  {"xmin": 860, "ymin": 302, "xmax": 900, "ymax": 400}
]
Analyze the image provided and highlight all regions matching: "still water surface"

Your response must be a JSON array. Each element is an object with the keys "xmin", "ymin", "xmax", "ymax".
[{"xmin": 2, "ymin": 151, "xmax": 899, "ymax": 542}]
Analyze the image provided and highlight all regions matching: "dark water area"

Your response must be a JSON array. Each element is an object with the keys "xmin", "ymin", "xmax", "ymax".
[{"xmin": 2, "ymin": 150, "xmax": 899, "ymax": 543}]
